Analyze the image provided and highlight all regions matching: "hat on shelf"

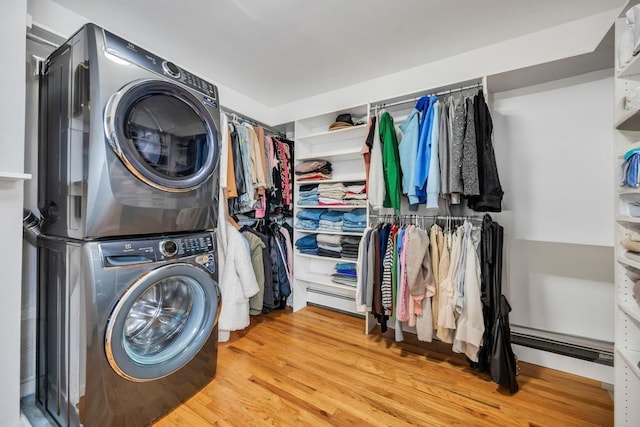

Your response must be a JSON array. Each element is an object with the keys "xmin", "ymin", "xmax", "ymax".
[{"xmin": 328, "ymin": 113, "xmax": 354, "ymax": 131}]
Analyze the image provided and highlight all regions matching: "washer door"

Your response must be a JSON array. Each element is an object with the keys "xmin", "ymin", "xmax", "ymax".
[
  {"xmin": 105, "ymin": 263, "xmax": 220, "ymax": 382},
  {"xmin": 104, "ymin": 79, "xmax": 219, "ymax": 192}
]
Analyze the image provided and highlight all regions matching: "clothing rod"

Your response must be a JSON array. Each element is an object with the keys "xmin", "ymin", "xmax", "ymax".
[
  {"xmin": 369, "ymin": 83, "xmax": 483, "ymax": 111},
  {"xmin": 27, "ymin": 32, "xmax": 60, "ymax": 49},
  {"xmin": 222, "ymin": 110, "xmax": 287, "ymax": 138},
  {"xmin": 368, "ymin": 213, "xmax": 483, "ymax": 222}
]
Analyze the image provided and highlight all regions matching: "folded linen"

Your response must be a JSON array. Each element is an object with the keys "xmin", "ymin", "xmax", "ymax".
[
  {"xmin": 297, "ymin": 172, "xmax": 332, "ymax": 181},
  {"xmin": 317, "ymin": 234, "xmax": 343, "ymax": 245},
  {"xmin": 318, "ymin": 248, "xmax": 342, "ymax": 258},
  {"xmin": 295, "ymin": 234, "xmax": 317, "ymax": 248},
  {"xmin": 295, "ymin": 160, "xmax": 331, "ymax": 174},
  {"xmin": 343, "ymin": 209, "xmax": 366, "ymax": 223},
  {"xmin": 319, "ymin": 211, "xmax": 344, "ymax": 222}
]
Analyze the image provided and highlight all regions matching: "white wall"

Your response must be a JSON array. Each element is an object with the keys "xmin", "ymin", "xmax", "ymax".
[
  {"xmin": 0, "ymin": 1, "xmax": 28, "ymax": 427},
  {"xmin": 492, "ymin": 70, "xmax": 615, "ymax": 342},
  {"xmin": 27, "ymin": 0, "xmax": 275, "ymax": 124}
]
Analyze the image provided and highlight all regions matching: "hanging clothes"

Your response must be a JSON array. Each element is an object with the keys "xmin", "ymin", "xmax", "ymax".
[
  {"xmin": 413, "ymin": 96, "xmax": 437, "ymax": 206},
  {"xmin": 368, "ymin": 114, "xmax": 386, "ymax": 209},
  {"xmin": 461, "ymin": 97, "xmax": 480, "ymax": 197},
  {"xmin": 426, "ymin": 100, "xmax": 441, "ymax": 209},
  {"xmin": 379, "ymin": 112, "xmax": 402, "ymax": 210},
  {"xmin": 217, "ymin": 221, "xmax": 260, "ymax": 342},
  {"xmin": 467, "ymin": 91, "xmax": 504, "ymax": 212},
  {"xmin": 398, "ymin": 109, "xmax": 420, "ymax": 200}
]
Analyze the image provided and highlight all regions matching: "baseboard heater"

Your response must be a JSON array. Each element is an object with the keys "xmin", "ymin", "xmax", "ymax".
[{"xmin": 510, "ymin": 325, "xmax": 614, "ymax": 366}]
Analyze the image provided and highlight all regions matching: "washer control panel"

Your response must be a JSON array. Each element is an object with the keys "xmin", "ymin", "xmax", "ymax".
[
  {"xmin": 100, "ymin": 233, "xmax": 216, "ymax": 272},
  {"xmin": 102, "ymin": 29, "xmax": 217, "ymax": 100}
]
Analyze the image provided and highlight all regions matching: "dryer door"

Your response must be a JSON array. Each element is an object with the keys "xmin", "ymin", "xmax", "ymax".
[
  {"xmin": 104, "ymin": 79, "xmax": 219, "ymax": 192},
  {"xmin": 105, "ymin": 262, "xmax": 220, "ymax": 382}
]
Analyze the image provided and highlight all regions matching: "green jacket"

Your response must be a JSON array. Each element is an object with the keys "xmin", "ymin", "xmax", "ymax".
[{"xmin": 379, "ymin": 111, "xmax": 402, "ymax": 209}]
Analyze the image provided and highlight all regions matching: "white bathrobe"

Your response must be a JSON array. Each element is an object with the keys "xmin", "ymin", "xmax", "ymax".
[{"xmin": 217, "ymin": 221, "xmax": 260, "ymax": 342}]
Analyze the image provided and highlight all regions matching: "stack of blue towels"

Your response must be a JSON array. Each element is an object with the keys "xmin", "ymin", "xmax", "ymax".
[
  {"xmin": 298, "ymin": 184, "xmax": 319, "ymax": 206},
  {"xmin": 342, "ymin": 209, "xmax": 367, "ymax": 232},
  {"xmin": 295, "ymin": 234, "xmax": 318, "ymax": 255},
  {"xmin": 295, "ymin": 209, "xmax": 322, "ymax": 230}
]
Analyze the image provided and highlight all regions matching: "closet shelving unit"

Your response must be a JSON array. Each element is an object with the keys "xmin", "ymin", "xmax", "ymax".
[
  {"xmin": 292, "ymin": 106, "xmax": 369, "ymax": 314},
  {"xmin": 614, "ymin": 3, "xmax": 640, "ymax": 424},
  {"xmin": 0, "ymin": 171, "xmax": 31, "ymax": 181}
]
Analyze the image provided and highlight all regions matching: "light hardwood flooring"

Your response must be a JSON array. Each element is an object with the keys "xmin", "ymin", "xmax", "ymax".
[{"xmin": 154, "ymin": 306, "xmax": 613, "ymax": 426}]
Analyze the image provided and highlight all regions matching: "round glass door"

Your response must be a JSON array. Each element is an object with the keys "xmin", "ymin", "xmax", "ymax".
[
  {"xmin": 104, "ymin": 79, "xmax": 219, "ymax": 192},
  {"xmin": 105, "ymin": 263, "xmax": 220, "ymax": 381}
]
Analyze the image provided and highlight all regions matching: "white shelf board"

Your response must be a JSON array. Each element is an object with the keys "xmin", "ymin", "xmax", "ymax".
[
  {"xmin": 618, "ymin": 187, "xmax": 640, "ymax": 195},
  {"xmin": 617, "ymin": 215, "xmax": 640, "ymax": 224},
  {"xmin": 0, "ymin": 171, "xmax": 32, "ymax": 181},
  {"xmin": 295, "ymin": 176, "xmax": 366, "ymax": 185},
  {"xmin": 616, "ymin": 107, "xmax": 640, "ymax": 131},
  {"xmin": 618, "ymin": 255, "xmax": 640, "ymax": 271},
  {"xmin": 618, "ymin": 53, "xmax": 640, "ymax": 79},
  {"xmin": 296, "ymin": 124, "xmax": 367, "ymax": 144},
  {"xmin": 619, "ymin": 299, "xmax": 640, "ymax": 325},
  {"xmin": 295, "ymin": 272, "xmax": 356, "ymax": 291},
  {"xmin": 295, "ymin": 204, "xmax": 366, "ymax": 210},
  {"xmin": 296, "ymin": 146, "xmax": 363, "ymax": 162},
  {"xmin": 296, "ymin": 253, "xmax": 357, "ymax": 263},
  {"xmin": 616, "ymin": 347, "xmax": 640, "ymax": 380},
  {"xmin": 294, "ymin": 229, "xmax": 363, "ymax": 236}
]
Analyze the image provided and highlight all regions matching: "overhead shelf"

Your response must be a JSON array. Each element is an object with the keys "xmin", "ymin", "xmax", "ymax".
[
  {"xmin": 618, "ymin": 52, "xmax": 640, "ymax": 79},
  {"xmin": 0, "ymin": 171, "xmax": 32, "ymax": 181},
  {"xmin": 616, "ymin": 107, "xmax": 640, "ymax": 131},
  {"xmin": 617, "ymin": 215, "xmax": 640, "ymax": 224},
  {"xmin": 616, "ymin": 347, "xmax": 640, "ymax": 380},
  {"xmin": 618, "ymin": 255, "xmax": 640, "ymax": 271},
  {"xmin": 296, "ymin": 124, "xmax": 368, "ymax": 144}
]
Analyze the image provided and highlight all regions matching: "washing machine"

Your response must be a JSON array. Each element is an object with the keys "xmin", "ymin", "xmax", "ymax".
[
  {"xmin": 36, "ymin": 232, "xmax": 220, "ymax": 427},
  {"xmin": 38, "ymin": 23, "xmax": 221, "ymax": 240}
]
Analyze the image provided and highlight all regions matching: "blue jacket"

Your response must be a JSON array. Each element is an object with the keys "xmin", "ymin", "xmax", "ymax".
[
  {"xmin": 413, "ymin": 95, "xmax": 438, "ymax": 203},
  {"xmin": 398, "ymin": 108, "xmax": 420, "ymax": 203}
]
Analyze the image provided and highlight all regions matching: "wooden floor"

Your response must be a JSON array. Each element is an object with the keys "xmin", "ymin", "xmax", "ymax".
[{"xmin": 154, "ymin": 306, "xmax": 613, "ymax": 426}]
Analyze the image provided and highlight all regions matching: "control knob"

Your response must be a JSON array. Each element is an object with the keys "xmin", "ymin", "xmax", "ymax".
[
  {"xmin": 160, "ymin": 240, "xmax": 178, "ymax": 257},
  {"xmin": 162, "ymin": 61, "xmax": 180, "ymax": 78}
]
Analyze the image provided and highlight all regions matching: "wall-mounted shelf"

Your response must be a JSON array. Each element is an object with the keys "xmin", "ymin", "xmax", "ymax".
[
  {"xmin": 617, "ymin": 215, "xmax": 640, "ymax": 224},
  {"xmin": 295, "ymin": 204, "xmax": 365, "ymax": 210},
  {"xmin": 296, "ymin": 124, "xmax": 367, "ymax": 144},
  {"xmin": 618, "ymin": 255, "xmax": 640, "ymax": 271},
  {"xmin": 618, "ymin": 52, "xmax": 640, "ymax": 79},
  {"xmin": 296, "ymin": 147, "xmax": 363, "ymax": 162},
  {"xmin": 0, "ymin": 171, "xmax": 32, "ymax": 181},
  {"xmin": 295, "ymin": 176, "xmax": 366, "ymax": 185},
  {"xmin": 295, "ymin": 272, "xmax": 356, "ymax": 291},
  {"xmin": 294, "ymin": 229, "xmax": 363, "ymax": 236},
  {"xmin": 616, "ymin": 107, "xmax": 640, "ymax": 130},
  {"xmin": 296, "ymin": 253, "xmax": 357, "ymax": 263},
  {"xmin": 619, "ymin": 299, "xmax": 640, "ymax": 325},
  {"xmin": 617, "ymin": 347, "xmax": 640, "ymax": 380}
]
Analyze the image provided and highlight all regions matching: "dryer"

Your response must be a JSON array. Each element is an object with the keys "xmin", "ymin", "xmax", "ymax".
[
  {"xmin": 37, "ymin": 232, "xmax": 220, "ymax": 427},
  {"xmin": 38, "ymin": 23, "xmax": 221, "ymax": 239}
]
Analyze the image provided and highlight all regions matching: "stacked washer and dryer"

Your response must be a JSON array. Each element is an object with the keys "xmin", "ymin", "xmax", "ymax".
[{"xmin": 37, "ymin": 24, "xmax": 222, "ymax": 427}]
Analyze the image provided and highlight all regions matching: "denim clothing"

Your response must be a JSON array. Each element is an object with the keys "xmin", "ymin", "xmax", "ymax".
[
  {"xmin": 343, "ymin": 209, "xmax": 366, "ymax": 223},
  {"xmin": 335, "ymin": 262, "xmax": 357, "ymax": 270},
  {"xmin": 426, "ymin": 101, "xmax": 441, "ymax": 209},
  {"xmin": 295, "ymin": 219, "xmax": 319, "ymax": 230},
  {"xmin": 297, "ymin": 200, "xmax": 319, "ymax": 206},
  {"xmin": 296, "ymin": 209, "xmax": 324, "ymax": 221},
  {"xmin": 319, "ymin": 210, "xmax": 345, "ymax": 222},
  {"xmin": 295, "ymin": 234, "xmax": 318, "ymax": 249}
]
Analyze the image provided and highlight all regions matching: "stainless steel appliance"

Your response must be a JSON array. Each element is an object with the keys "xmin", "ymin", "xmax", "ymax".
[
  {"xmin": 38, "ymin": 23, "xmax": 221, "ymax": 239},
  {"xmin": 37, "ymin": 232, "xmax": 220, "ymax": 426}
]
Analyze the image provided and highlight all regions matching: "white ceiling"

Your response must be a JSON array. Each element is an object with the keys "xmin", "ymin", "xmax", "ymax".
[{"xmin": 53, "ymin": 0, "xmax": 623, "ymax": 107}]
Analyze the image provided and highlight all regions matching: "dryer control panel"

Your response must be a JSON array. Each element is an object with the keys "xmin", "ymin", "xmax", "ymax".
[{"xmin": 102, "ymin": 29, "xmax": 218, "ymax": 100}]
